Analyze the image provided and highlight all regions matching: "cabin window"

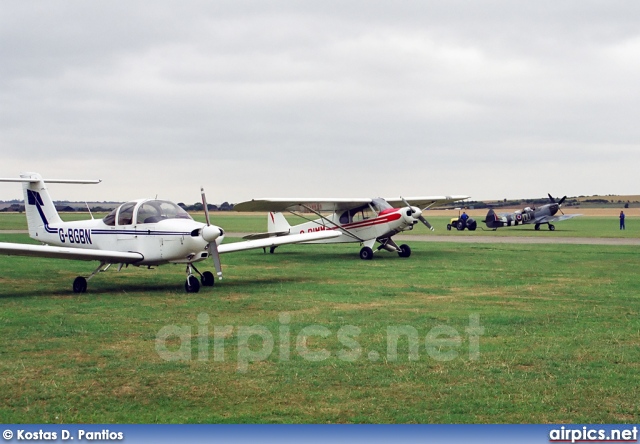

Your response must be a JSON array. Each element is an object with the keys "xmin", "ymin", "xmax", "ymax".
[
  {"xmin": 117, "ymin": 202, "xmax": 136, "ymax": 225},
  {"xmin": 103, "ymin": 208, "xmax": 117, "ymax": 226},
  {"xmin": 339, "ymin": 205, "xmax": 373, "ymax": 225},
  {"xmin": 351, "ymin": 207, "xmax": 372, "ymax": 223}
]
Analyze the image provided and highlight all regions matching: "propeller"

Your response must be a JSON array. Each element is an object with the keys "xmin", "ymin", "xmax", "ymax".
[
  {"xmin": 201, "ymin": 187, "xmax": 223, "ymax": 280},
  {"xmin": 401, "ymin": 197, "xmax": 434, "ymax": 231},
  {"xmin": 548, "ymin": 193, "xmax": 567, "ymax": 215}
]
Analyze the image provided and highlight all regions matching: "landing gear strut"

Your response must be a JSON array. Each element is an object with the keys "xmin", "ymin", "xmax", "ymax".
[{"xmin": 72, "ymin": 262, "xmax": 111, "ymax": 294}]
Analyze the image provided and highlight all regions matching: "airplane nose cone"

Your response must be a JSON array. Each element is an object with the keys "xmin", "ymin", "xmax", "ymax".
[
  {"xmin": 201, "ymin": 225, "xmax": 222, "ymax": 243},
  {"xmin": 412, "ymin": 207, "xmax": 422, "ymax": 219}
]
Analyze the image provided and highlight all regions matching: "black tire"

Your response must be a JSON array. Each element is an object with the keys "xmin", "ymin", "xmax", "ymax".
[
  {"xmin": 398, "ymin": 244, "xmax": 411, "ymax": 258},
  {"xmin": 73, "ymin": 276, "xmax": 87, "ymax": 294},
  {"xmin": 201, "ymin": 271, "xmax": 215, "ymax": 287},
  {"xmin": 269, "ymin": 246, "xmax": 278, "ymax": 254},
  {"xmin": 446, "ymin": 224, "xmax": 452, "ymax": 231},
  {"xmin": 359, "ymin": 247, "xmax": 374, "ymax": 260},
  {"xmin": 548, "ymin": 224, "xmax": 555, "ymax": 231},
  {"xmin": 185, "ymin": 275, "xmax": 200, "ymax": 293},
  {"xmin": 535, "ymin": 224, "xmax": 541, "ymax": 231},
  {"xmin": 456, "ymin": 220, "xmax": 465, "ymax": 231},
  {"xmin": 467, "ymin": 219, "xmax": 477, "ymax": 231}
]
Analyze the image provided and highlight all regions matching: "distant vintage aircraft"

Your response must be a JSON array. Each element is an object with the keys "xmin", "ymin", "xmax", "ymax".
[
  {"xmin": 0, "ymin": 173, "xmax": 340, "ymax": 293},
  {"xmin": 234, "ymin": 195, "xmax": 469, "ymax": 259},
  {"xmin": 484, "ymin": 194, "xmax": 580, "ymax": 231}
]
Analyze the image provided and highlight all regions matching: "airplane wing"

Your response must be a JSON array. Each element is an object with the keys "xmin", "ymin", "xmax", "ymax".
[
  {"xmin": 233, "ymin": 198, "xmax": 373, "ymax": 212},
  {"xmin": 384, "ymin": 196, "xmax": 470, "ymax": 209},
  {"xmin": 0, "ymin": 242, "xmax": 144, "ymax": 263},
  {"xmin": 218, "ymin": 230, "xmax": 341, "ymax": 254},
  {"xmin": 536, "ymin": 214, "xmax": 581, "ymax": 224}
]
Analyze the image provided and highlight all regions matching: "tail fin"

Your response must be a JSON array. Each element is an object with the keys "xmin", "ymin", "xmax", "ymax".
[
  {"xmin": 484, "ymin": 209, "xmax": 497, "ymax": 229},
  {"xmin": 0, "ymin": 172, "xmax": 100, "ymax": 239},
  {"xmin": 20, "ymin": 172, "xmax": 63, "ymax": 238},
  {"xmin": 268, "ymin": 212, "xmax": 291, "ymax": 234}
]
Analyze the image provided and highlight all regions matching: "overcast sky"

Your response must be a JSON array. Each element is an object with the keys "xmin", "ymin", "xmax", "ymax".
[{"xmin": 2, "ymin": 1, "xmax": 639, "ymax": 204}]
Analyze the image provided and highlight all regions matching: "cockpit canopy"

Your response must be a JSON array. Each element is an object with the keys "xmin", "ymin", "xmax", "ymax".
[{"xmin": 103, "ymin": 200, "xmax": 193, "ymax": 226}]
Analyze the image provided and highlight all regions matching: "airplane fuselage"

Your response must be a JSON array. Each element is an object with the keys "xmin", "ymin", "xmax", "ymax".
[
  {"xmin": 485, "ymin": 204, "xmax": 559, "ymax": 229},
  {"xmin": 30, "ymin": 199, "xmax": 223, "ymax": 266},
  {"xmin": 288, "ymin": 207, "xmax": 418, "ymax": 244}
]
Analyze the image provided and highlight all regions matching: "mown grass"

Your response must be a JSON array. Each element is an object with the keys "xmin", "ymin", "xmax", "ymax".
[
  {"xmin": 0, "ymin": 233, "xmax": 638, "ymax": 423},
  {"xmin": 1, "ymin": 212, "xmax": 638, "ymax": 239}
]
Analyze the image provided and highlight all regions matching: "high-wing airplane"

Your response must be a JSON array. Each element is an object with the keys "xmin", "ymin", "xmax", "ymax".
[
  {"xmin": 234, "ymin": 195, "xmax": 469, "ymax": 259},
  {"xmin": 0, "ymin": 173, "xmax": 340, "ymax": 293},
  {"xmin": 484, "ymin": 194, "xmax": 580, "ymax": 231}
]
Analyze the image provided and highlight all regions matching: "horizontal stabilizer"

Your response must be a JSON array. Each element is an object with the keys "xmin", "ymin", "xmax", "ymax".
[{"xmin": 0, "ymin": 177, "xmax": 101, "ymax": 184}]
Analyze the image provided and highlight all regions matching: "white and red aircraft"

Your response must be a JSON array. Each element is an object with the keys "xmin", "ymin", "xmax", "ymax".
[
  {"xmin": 0, "ymin": 173, "xmax": 340, "ymax": 293},
  {"xmin": 234, "ymin": 195, "xmax": 469, "ymax": 259}
]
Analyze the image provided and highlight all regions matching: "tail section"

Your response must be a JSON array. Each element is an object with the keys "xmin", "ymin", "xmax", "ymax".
[
  {"xmin": 0, "ymin": 172, "xmax": 100, "ymax": 239},
  {"xmin": 484, "ymin": 209, "xmax": 498, "ymax": 229},
  {"xmin": 268, "ymin": 212, "xmax": 291, "ymax": 234},
  {"xmin": 22, "ymin": 172, "xmax": 64, "ymax": 237}
]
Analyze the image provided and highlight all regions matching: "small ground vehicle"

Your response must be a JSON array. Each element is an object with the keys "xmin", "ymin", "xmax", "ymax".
[{"xmin": 447, "ymin": 213, "xmax": 477, "ymax": 231}]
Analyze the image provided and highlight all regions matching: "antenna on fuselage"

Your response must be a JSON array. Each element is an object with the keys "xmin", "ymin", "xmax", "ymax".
[{"xmin": 84, "ymin": 202, "xmax": 94, "ymax": 220}]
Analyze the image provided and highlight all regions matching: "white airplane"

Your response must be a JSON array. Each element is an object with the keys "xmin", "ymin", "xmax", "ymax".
[
  {"xmin": 0, "ymin": 173, "xmax": 340, "ymax": 293},
  {"xmin": 234, "ymin": 195, "xmax": 469, "ymax": 259}
]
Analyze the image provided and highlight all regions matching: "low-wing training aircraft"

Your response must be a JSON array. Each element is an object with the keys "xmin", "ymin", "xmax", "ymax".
[
  {"xmin": 0, "ymin": 173, "xmax": 340, "ymax": 293},
  {"xmin": 234, "ymin": 195, "xmax": 469, "ymax": 259},
  {"xmin": 484, "ymin": 194, "xmax": 580, "ymax": 231}
]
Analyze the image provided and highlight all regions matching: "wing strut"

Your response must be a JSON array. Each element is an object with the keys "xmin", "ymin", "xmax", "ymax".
[{"xmin": 294, "ymin": 204, "xmax": 364, "ymax": 242}]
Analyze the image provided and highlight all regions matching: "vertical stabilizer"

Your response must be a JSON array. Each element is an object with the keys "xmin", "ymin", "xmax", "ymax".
[
  {"xmin": 268, "ymin": 212, "xmax": 291, "ymax": 234},
  {"xmin": 20, "ymin": 172, "xmax": 63, "ymax": 238}
]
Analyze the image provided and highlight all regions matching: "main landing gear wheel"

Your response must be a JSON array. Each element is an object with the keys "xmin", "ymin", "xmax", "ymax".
[
  {"xmin": 185, "ymin": 275, "xmax": 200, "ymax": 293},
  {"xmin": 359, "ymin": 246, "xmax": 374, "ymax": 260},
  {"xmin": 548, "ymin": 224, "xmax": 555, "ymax": 231},
  {"xmin": 398, "ymin": 244, "xmax": 412, "ymax": 258},
  {"xmin": 535, "ymin": 224, "xmax": 541, "ymax": 231},
  {"xmin": 73, "ymin": 276, "xmax": 87, "ymax": 294},
  {"xmin": 201, "ymin": 271, "xmax": 215, "ymax": 287}
]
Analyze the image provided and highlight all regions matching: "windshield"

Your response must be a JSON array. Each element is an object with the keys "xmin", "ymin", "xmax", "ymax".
[
  {"xmin": 136, "ymin": 200, "xmax": 193, "ymax": 224},
  {"xmin": 372, "ymin": 198, "xmax": 393, "ymax": 212}
]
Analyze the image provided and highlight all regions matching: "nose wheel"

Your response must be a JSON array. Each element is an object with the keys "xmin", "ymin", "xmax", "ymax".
[
  {"xmin": 185, "ymin": 264, "xmax": 216, "ymax": 293},
  {"xmin": 185, "ymin": 275, "xmax": 200, "ymax": 293}
]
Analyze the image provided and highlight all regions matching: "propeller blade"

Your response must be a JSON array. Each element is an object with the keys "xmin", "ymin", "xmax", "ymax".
[
  {"xmin": 548, "ymin": 193, "xmax": 555, "ymax": 203},
  {"xmin": 201, "ymin": 187, "xmax": 211, "ymax": 226},
  {"xmin": 418, "ymin": 215, "xmax": 435, "ymax": 231},
  {"xmin": 201, "ymin": 187, "xmax": 222, "ymax": 279},
  {"xmin": 558, "ymin": 195, "xmax": 567, "ymax": 206},
  {"xmin": 209, "ymin": 241, "xmax": 223, "ymax": 280},
  {"xmin": 400, "ymin": 196, "xmax": 414, "ymax": 213}
]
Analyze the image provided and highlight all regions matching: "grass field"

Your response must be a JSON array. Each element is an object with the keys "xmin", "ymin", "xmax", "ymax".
[
  {"xmin": 1, "ymin": 211, "xmax": 638, "ymax": 239},
  {"xmin": 0, "ymin": 226, "xmax": 639, "ymax": 423}
]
